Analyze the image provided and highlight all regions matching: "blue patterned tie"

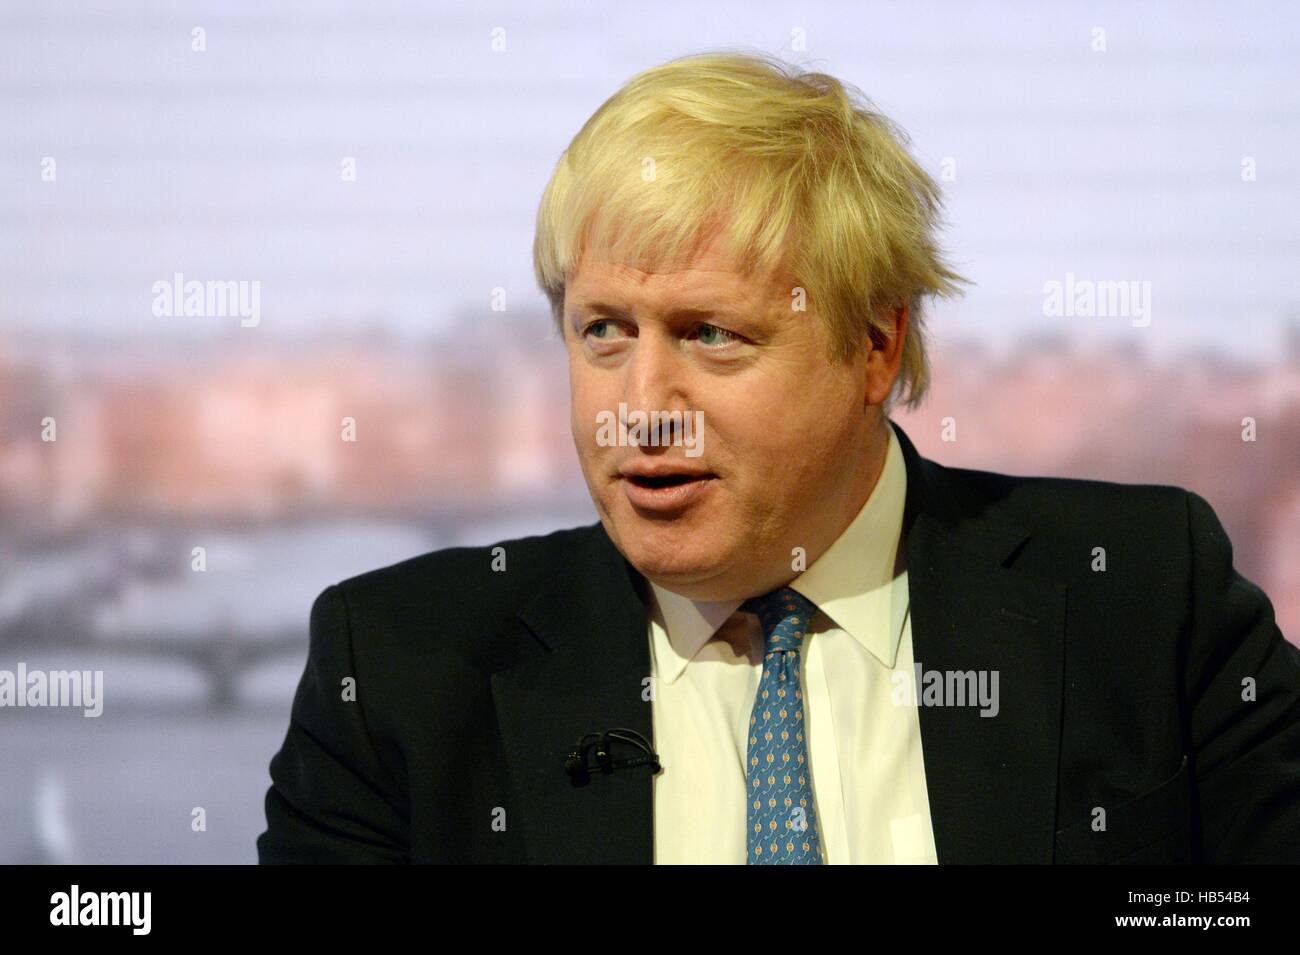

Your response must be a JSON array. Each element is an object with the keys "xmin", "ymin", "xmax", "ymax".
[{"xmin": 741, "ymin": 587, "xmax": 822, "ymax": 864}]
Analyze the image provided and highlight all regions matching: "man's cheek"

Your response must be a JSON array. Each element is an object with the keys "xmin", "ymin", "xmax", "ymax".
[{"xmin": 570, "ymin": 397, "xmax": 599, "ymax": 447}]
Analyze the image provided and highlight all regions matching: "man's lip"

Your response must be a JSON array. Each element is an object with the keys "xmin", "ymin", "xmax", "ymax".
[
  {"xmin": 620, "ymin": 472, "xmax": 715, "ymax": 513},
  {"xmin": 617, "ymin": 465, "xmax": 716, "ymax": 479}
]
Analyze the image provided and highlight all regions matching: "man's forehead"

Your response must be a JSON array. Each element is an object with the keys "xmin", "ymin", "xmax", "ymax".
[
  {"xmin": 567, "ymin": 254, "xmax": 789, "ymax": 310},
  {"xmin": 571, "ymin": 258, "xmax": 740, "ymax": 291}
]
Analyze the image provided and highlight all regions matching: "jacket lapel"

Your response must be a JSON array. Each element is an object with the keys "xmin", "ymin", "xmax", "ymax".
[
  {"xmin": 891, "ymin": 420, "xmax": 1067, "ymax": 863},
  {"xmin": 490, "ymin": 526, "xmax": 655, "ymax": 864}
]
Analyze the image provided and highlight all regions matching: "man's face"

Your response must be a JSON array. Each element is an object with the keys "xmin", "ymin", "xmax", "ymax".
[{"xmin": 563, "ymin": 230, "xmax": 889, "ymax": 602}]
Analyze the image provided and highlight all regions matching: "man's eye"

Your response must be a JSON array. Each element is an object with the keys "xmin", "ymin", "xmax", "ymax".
[
  {"xmin": 584, "ymin": 319, "xmax": 623, "ymax": 340},
  {"xmin": 694, "ymin": 323, "xmax": 740, "ymax": 346}
]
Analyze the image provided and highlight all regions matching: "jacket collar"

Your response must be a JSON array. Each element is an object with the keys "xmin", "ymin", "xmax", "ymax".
[
  {"xmin": 490, "ymin": 525, "xmax": 657, "ymax": 864},
  {"xmin": 892, "ymin": 420, "xmax": 1067, "ymax": 863}
]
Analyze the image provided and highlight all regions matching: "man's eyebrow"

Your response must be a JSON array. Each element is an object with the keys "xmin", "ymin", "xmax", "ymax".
[
  {"xmin": 568, "ymin": 301, "xmax": 629, "ymax": 320},
  {"xmin": 568, "ymin": 301, "xmax": 745, "ymax": 322},
  {"xmin": 666, "ymin": 305, "xmax": 744, "ymax": 322}
]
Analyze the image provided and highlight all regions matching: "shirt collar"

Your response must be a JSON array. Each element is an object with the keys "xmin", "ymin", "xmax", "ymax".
[{"xmin": 648, "ymin": 420, "xmax": 910, "ymax": 685}]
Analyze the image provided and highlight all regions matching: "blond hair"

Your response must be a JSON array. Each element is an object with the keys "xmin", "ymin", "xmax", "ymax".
[{"xmin": 532, "ymin": 50, "xmax": 968, "ymax": 410}]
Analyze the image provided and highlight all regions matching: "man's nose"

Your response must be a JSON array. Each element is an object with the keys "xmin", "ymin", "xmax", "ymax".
[{"xmin": 622, "ymin": 335, "xmax": 688, "ymax": 447}]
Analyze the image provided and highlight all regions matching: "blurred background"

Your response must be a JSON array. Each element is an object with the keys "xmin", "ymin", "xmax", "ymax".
[{"xmin": 0, "ymin": 0, "xmax": 1297, "ymax": 863}]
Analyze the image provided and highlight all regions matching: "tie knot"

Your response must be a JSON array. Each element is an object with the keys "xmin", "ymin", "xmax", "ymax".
[{"xmin": 740, "ymin": 587, "xmax": 816, "ymax": 654}]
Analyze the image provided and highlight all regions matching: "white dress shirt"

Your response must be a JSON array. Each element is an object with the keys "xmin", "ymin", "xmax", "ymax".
[{"xmin": 648, "ymin": 420, "xmax": 938, "ymax": 863}]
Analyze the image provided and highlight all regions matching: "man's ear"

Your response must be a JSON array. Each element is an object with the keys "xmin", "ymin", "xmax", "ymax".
[{"xmin": 865, "ymin": 301, "xmax": 909, "ymax": 407}]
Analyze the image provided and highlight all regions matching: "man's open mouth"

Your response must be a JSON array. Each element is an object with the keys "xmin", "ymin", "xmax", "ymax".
[{"xmin": 624, "ymin": 473, "xmax": 711, "ymax": 489}]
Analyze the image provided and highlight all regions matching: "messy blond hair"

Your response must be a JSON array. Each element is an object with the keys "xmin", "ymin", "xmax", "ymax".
[{"xmin": 532, "ymin": 50, "xmax": 969, "ymax": 410}]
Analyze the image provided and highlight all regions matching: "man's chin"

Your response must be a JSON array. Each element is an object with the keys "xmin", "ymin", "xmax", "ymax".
[
  {"xmin": 607, "ymin": 529, "xmax": 730, "ymax": 591},
  {"xmin": 633, "ymin": 558, "xmax": 719, "ymax": 590}
]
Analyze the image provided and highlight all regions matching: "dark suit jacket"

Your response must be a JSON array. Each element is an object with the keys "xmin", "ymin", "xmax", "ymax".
[{"xmin": 256, "ymin": 421, "xmax": 1300, "ymax": 863}]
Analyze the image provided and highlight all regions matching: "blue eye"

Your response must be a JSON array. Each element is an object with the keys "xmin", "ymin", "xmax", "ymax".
[{"xmin": 695, "ymin": 323, "xmax": 738, "ymax": 346}]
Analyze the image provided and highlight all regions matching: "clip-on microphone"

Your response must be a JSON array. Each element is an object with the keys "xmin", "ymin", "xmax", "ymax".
[{"xmin": 564, "ymin": 728, "xmax": 661, "ymax": 782}]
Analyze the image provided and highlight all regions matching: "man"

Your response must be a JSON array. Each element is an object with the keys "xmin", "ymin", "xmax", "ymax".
[{"xmin": 257, "ymin": 51, "xmax": 1300, "ymax": 864}]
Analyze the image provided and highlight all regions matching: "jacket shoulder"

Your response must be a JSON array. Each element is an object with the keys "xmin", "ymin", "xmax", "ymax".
[
  {"xmin": 335, "ymin": 521, "xmax": 601, "ymax": 598},
  {"xmin": 954, "ymin": 462, "xmax": 1190, "ymax": 518},
  {"xmin": 323, "ymin": 521, "xmax": 605, "ymax": 669},
  {"xmin": 927, "ymin": 458, "xmax": 1197, "ymax": 571}
]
